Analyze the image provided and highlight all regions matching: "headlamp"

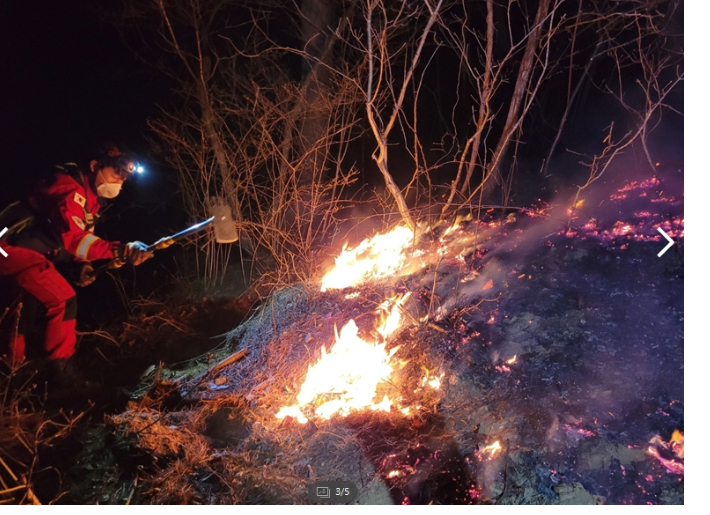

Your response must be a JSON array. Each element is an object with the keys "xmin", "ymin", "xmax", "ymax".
[{"xmin": 117, "ymin": 160, "xmax": 145, "ymax": 179}]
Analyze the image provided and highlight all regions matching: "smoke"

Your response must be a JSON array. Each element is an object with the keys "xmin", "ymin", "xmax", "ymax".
[{"xmin": 417, "ymin": 151, "xmax": 682, "ymax": 319}]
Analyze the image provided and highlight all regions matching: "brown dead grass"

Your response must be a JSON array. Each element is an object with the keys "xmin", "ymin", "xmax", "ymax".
[{"xmin": 107, "ymin": 281, "xmax": 448, "ymax": 504}]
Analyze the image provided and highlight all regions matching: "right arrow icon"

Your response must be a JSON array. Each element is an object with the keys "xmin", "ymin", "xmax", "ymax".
[{"xmin": 657, "ymin": 227, "xmax": 675, "ymax": 257}]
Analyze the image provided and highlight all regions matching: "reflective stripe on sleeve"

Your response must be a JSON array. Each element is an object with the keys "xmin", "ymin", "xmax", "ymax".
[{"xmin": 76, "ymin": 233, "xmax": 100, "ymax": 260}]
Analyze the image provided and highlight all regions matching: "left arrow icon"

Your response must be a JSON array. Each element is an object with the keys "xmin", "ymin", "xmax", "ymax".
[
  {"xmin": 657, "ymin": 227, "xmax": 675, "ymax": 258},
  {"xmin": 0, "ymin": 227, "xmax": 8, "ymax": 257}
]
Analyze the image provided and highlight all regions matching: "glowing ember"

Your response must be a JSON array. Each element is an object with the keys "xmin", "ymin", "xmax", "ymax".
[
  {"xmin": 563, "ymin": 424, "xmax": 595, "ymax": 439},
  {"xmin": 647, "ymin": 447, "xmax": 684, "ymax": 475},
  {"xmin": 321, "ymin": 226, "xmax": 417, "ymax": 291},
  {"xmin": 477, "ymin": 441, "xmax": 502, "ymax": 460},
  {"xmin": 611, "ymin": 222, "xmax": 633, "ymax": 237},
  {"xmin": 495, "ymin": 353, "xmax": 517, "ymax": 371},
  {"xmin": 565, "ymin": 175, "xmax": 684, "ymax": 247},
  {"xmin": 647, "ymin": 430, "xmax": 684, "ymax": 474}
]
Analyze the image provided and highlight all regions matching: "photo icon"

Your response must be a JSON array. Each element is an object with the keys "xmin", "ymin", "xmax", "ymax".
[{"xmin": 316, "ymin": 487, "xmax": 330, "ymax": 498}]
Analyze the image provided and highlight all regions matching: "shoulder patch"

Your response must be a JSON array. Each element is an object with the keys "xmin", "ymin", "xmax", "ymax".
[
  {"xmin": 71, "ymin": 215, "xmax": 86, "ymax": 231},
  {"xmin": 73, "ymin": 192, "xmax": 86, "ymax": 208}
]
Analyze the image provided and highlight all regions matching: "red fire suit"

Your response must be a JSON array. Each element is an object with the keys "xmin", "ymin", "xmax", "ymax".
[{"xmin": 0, "ymin": 170, "xmax": 117, "ymax": 364}]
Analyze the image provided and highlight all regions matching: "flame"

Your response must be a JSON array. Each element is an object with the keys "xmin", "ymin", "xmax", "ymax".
[
  {"xmin": 442, "ymin": 222, "xmax": 460, "ymax": 237},
  {"xmin": 321, "ymin": 226, "xmax": 417, "ymax": 291},
  {"xmin": 496, "ymin": 350, "xmax": 517, "ymax": 371},
  {"xmin": 478, "ymin": 441, "xmax": 502, "ymax": 460},
  {"xmin": 427, "ymin": 375, "xmax": 443, "ymax": 389},
  {"xmin": 276, "ymin": 292, "xmax": 440, "ymax": 423},
  {"xmin": 376, "ymin": 293, "xmax": 411, "ymax": 339},
  {"xmin": 276, "ymin": 319, "xmax": 400, "ymax": 423},
  {"xmin": 276, "ymin": 294, "xmax": 414, "ymax": 423},
  {"xmin": 670, "ymin": 429, "xmax": 684, "ymax": 459},
  {"xmin": 420, "ymin": 372, "xmax": 444, "ymax": 389}
]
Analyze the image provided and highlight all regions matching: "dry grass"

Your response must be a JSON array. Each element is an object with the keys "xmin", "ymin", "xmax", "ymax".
[
  {"xmin": 0, "ymin": 362, "xmax": 90, "ymax": 505},
  {"xmin": 107, "ymin": 277, "xmax": 451, "ymax": 504}
]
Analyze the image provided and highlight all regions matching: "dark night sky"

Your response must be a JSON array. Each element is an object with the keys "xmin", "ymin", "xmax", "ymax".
[
  {"xmin": 0, "ymin": 0, "xmax": 191, "ymax": 316},
  {"xmin": 1, "ymin": 0, "xmax": 186, "ymax": 250},
  {"xmin": 0, "ymin": 0, "xmax": 685, "ymax": 228},
  {"xmin": 1, "ymin": 1, "xmax": 685, "ymax": 199},
  {"xmin": 0, "ymin": 0, "xmax": 164, "ymax": 204}
]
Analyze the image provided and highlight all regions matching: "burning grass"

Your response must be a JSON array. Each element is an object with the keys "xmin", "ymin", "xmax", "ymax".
[
  {"xmin": 107, "ymin": 176, "xmax": 684, "ymax": 504},
  {"xmin": 106, "ymin": 281, "xmax": 449, "ymax": 503}
]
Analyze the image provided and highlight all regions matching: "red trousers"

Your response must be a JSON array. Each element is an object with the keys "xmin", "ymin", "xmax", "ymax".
[{"xmin": 0, "ymin": 245, "xmax": 77, "ymax": 364}]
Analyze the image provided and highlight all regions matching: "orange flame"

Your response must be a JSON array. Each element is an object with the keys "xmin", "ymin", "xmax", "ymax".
[
  {"xmin": 276, "ymin": 295, "xmax": 414, "ymax": 423},
  {"xmin": 478, "ymin": 441, "xmax": 502, "ymax": 460},
  {"xmin": 276, "ymin": 319, "xmax": 399, "ymax": 423},
  {"xmin": 377, "ymin": 293, "xmax": 411, "ymax": 339},
  {"xmin": 670, "ymin": 429, "xmax": 684, "ymax": 459},
  {"xmin": 320, "ymin": 226, "xmax": 417, "ymax": 291}
]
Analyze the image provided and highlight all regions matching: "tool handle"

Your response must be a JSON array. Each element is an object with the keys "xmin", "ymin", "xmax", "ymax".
[
  {"xmin": 148, "ymin": 216, "xmax": 214, "ymax": 251},
  {"xmin": 88, "ymin": 217, "xmax": 216, "ymax": 280}
]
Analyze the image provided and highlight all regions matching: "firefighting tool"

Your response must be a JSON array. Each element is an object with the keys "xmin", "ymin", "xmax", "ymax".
[{"xmin": 92, "ymin": 203, "xmax": 238, "ymax": 276}]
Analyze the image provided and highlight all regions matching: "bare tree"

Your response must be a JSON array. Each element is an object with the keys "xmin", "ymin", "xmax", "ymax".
[
  {"xmin": 118, "ymin": 0, "xmax": 682, "ymax": 284},
  {"xmin": 123, "ymin": 0, "xmax": 361, "ymax": 286},
  {"xmin": 438, "ymin": 0, "xmax": 568, "ymax": 214},
  {"xmin": 359, "ymin": 0, "xmax": 445, "ymax": 230},
  {"xmin": 567, "ymin": 2, "xmax": 683, "ymax": 223}
]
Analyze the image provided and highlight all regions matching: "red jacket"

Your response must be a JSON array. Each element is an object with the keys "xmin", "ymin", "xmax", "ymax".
[{"xmin": 30, "ymin": 169, "xmax": 117, "ymax": 262}]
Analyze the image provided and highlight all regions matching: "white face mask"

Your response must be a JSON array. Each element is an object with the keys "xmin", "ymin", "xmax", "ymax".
[
  {"xmin": 96, "ymin": 170, "xmax": 123, "ymax": 198},
  {"xmin": 97, "ymin": 182, "xmax": 122, "ymax": 199}
]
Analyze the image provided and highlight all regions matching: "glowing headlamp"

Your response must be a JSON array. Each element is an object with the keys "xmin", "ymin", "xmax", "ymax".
[{"xmin": 119, "ymin": 160, "xmax": 145, "ymax": 178}]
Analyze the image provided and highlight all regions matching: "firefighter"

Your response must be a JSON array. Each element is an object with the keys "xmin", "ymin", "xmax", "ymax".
[{"xmin": 0, "ymin": 144, "xmax": 152, "ymax": 379}]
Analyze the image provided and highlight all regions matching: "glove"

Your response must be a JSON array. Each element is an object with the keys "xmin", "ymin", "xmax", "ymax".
[
  {"xmin": 76, "ymin": 263, "xmax": 96, "ymax": 287},
  {"xmin": 120, "ymin": 241, "xmax": 153, "ymax": 266}
]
